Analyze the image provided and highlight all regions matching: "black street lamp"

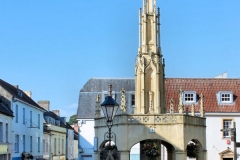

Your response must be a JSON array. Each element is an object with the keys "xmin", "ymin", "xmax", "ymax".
[{"xmin": 101, "ymin": 84, "xmax": 119, "ymax": 150}]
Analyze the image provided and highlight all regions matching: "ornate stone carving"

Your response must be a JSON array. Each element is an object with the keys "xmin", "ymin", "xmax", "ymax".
[
  {"xmin": 128, "ymin": 116, "xmax": 141, "ymax": 123},
  {"xmin": 162, "ymin": 116, "xmax": 168, "ymax": 122},
  {"xmin": 199, "ymin": 93, "xmax": 205, "ymax": 117},
  {"xmin": 169, "ymin": 99, "xmax": 174, "ymax": 114},
  {"xmin": 143, "ymin": 116, "xmax": 149, "ymax": 123},
  {"xmin": 155, "ymin": 116, "xmax": 161, "ymax": 123},
  {"xmin": 120, "ymin": 88, "xmax": 127, "ymax": 113},
  {"xmin": 169, "ymin": 116, "xmax": 177, "ymax": 123},
  {"xmin": 95, "ymin": 95, "xmax": 101, "ymax": 118},
  {"xmin": 191, "ymin": 103, "xmax": 195, "ymax": 116},
  {"xmin": 178, "ymin": 89, "xmax": 184, "ymax": 114}
]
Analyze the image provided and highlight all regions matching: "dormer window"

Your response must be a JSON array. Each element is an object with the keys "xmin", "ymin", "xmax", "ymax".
[
  {"xmin": 183, "ymin": 91, "xmax": 196, "ymax": 104},
  {"xmin": 17, "ymin": 90, "xmax": 22, "ymax": 97},
  {"xmin": 217, "ymin": 91, "xmax": 233, "ymax": 104}
]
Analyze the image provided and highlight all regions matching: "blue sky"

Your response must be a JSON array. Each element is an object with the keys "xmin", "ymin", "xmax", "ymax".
[{"xmin": 1, "ymin": 0, "xmax": 239, "ymax": 120}]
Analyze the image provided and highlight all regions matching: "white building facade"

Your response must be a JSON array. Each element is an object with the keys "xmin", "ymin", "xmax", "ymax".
[
  {"xmin": 0, "ymin": 101, "xmax": 13, "ymax": 160},
  {"xmin": 0, "ymin": 79, "xmax": 46, "ymax": 160}
]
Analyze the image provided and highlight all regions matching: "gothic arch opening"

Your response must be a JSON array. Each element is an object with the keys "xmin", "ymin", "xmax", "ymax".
[
  {"xmin": 129, "ymin": 139, "xmax": 175, "ymax": 160},
  {"xmin": 186, "ymin": 139, "xmax": 203, "ymax": 160},
  {"xmin": 99, "ymin": 140, "xmax": 119, "ymax": 160}
]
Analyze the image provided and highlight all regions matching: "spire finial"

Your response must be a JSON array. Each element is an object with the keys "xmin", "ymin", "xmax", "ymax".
[{"xmin": 108, "ymin": 84, "xmax": 112, "ymax": 96}]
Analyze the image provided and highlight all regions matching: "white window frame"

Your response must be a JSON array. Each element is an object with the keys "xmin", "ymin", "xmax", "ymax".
[
  {"xmin": 15, "ymin": 135, "xmax": 19, "ymax": 153},
  {"xmin": 62, "ymin": 139, "xmax": 64, "ymax": 154},
  {"xmin": 43, "ymin": 139, "xmax": 45, "ymax": 153},
  {"xmin": 183, "ymin": 91, "xmax": 196, "ymax": 104},
  {"xmin": 219, "ymin": 92, "xmax": 233, "ymax": 104},
  {"xmin": 222, "ymin": 119, "xmax": 233, "ymax": 138},
  {"xmin": 38, "ymin": 137, "xmax": 40, "ymax": 152},
  {"xmin": 15, "ymin": 105, "xmax": 18, "ymax": 123},
  {"xmin": 54, "ymin": 138, "xmax": 56, "ymax": 155},
  {"xmin": 6, "ymin": 123, "xmax": 8, "ymax": 143},
  {"xmin": 30, "ymin": 136, "xmax": 32, "ymax": 152},
  {"xmin": 23, "ymin": 135, "xmax": 25, "ymax": 152},
  {"xmin": 23, "ymin": 108, "xmax": 25, "ymax": 124},
  {"xmin": 30, "ymin": 111, "xmax": 32, "ymax": 127}
]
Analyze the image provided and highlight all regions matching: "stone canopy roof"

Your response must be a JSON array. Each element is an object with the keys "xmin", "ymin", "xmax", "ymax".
[{"xmin": 77, "ymin": 78, "xmax": 240, "ymax": 119}]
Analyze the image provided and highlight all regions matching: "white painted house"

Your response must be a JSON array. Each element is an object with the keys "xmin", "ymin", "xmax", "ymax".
[
  {"xmin": 0, "ymin": 99, "xmax": 14, "ymax": 159},
  {"xmin": 0, "ymin": 79, "xmax": 46, "ymax": 160}
]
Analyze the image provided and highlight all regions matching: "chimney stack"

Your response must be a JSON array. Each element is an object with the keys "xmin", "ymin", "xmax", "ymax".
[
  {"xmin": 24, "ymin": 91, "xmax": 32, "ymax": 98},
  {"xmin": 52, "ymin": 110, "xmax": 60, "ymax": 116},
  {"xmin": 38, "ymin": 101, "xmax": 50, "ymax": 111}
]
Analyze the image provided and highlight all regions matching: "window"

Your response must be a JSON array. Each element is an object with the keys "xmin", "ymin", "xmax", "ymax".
[
  {"xmin": 6, "ymin": 124, "xmax": 8, "ymax": 142},
  {"xmin": 54, "ymin": 138, "xmax": 56, "ymax": 155},
  {"xmin": 23, "ymin": 108, "xmax": 25, "ymax": 124},
  {"xmin": 131, "ymin": 94, "xmax": 135, "ymax": 106},
  {"xmin": 15, "ymin": 135, "xmax": 19, "ymax": 152},
  {"xmin": 183, "ymin": 91, "xmax": 196, "ymax": 104},
  {"xmin": 38, "ymin": 114, "xmax": 40, "ymax": 129},
  {"xmin": 30, "ymin": 111, "xmax": 32, "ymax": 127},
  {"xmin": 58, "ymin": 138, "xmax": 60, "ymax": 154},
  {"xmin": 62, "ymin": 139, "xmax": 64, "ymax": 154},
  {"xmin": 23, "ymin": 135, "xmax": 25, "ymax": 152},
  {"xmin": 30, "ymin": 136, "xmax": 32, "ymax": 152},
  {"xmin": 46, "ymin": 140, "xmax": 48, "ymax": 152},
  {"xmin": 0, "ymin": 122, "xmax": 3, "ymax": 142},
  {"xmin": 43, "ymin": 139, "xmax": 45, "ymax": 153},
  {"xmin": 15, "ymin": 105, "xmax": 18, "ymax": 123},
  {"xmin": 223, "ymin": 119, "xmax": 232, "ymax": 137},
  {"xmin": 217, "ymin": 91, "xmax": 233, "ymax": 104},
  {"xmin": 38, "ymin": 137, "xmax": 40, "ymax": 152}
]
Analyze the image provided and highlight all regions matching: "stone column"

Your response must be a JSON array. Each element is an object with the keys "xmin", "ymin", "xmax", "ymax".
[
  {"xmin": 174, "ymin": 151, "xmax": 187, "ymax": 160},
  {"xmin": 167, "ymin": 150, "xmax": 174, "ymax": 160},
  {"xmin": 119, "ymin": 151, "xmax": 130, "ymax": 160},
  {"xmin": 94, "ymin": 151, "xmax": 100, "ymax": 160}
]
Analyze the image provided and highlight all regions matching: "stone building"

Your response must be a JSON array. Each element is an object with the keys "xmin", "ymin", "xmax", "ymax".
[{"xmin": 77, "ymin": 0, "xmax": 207, "ymax": 159}]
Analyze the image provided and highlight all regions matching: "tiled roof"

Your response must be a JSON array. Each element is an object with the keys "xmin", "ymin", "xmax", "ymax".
[
  {"xmin": 77, "ymin": 78, "xmax": 240, "ymax": 119},
  {"xmin": 165, "ymin": 78, "xmax": 240, "ymax": 113},
  {"xmin": 0, "ymin": 79, "xmax": 46, "ymax": 111}
]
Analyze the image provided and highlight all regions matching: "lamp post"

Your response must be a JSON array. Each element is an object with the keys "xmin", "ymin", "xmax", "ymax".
[{"xmin": 101, "ymin": 84, "xmax": 119, "ymax": 151}]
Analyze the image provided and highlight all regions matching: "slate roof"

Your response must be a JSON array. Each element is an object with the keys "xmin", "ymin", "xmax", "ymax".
[
  {"xmin": 44, "ymin": 111, "xmax": 67, "ymax": 128},
  {"xmin": 0, "ymin": 79, "xmax": 46, "ymax": 111},
  {"xmin": 77, "ymin": 78, "xmax": 240, "ymax": 119},
  {"xmin": 77, "ymin": 78, "xmax": 135, "ymax": 119},
  {"xmin": 0, "ymin": 100, "xmax": 14, "ymax": 117}
]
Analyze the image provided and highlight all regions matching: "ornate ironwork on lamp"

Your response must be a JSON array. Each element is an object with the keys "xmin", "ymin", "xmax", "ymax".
[{"xmin": 100, "ymin": 84, "xmax": 119, "ymax": 151}]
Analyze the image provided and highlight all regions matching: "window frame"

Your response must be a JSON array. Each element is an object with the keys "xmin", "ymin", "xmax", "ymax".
[
  {"xmin": 219, "ymin": 91, "xmax": 233, "ymax": 104},
  {"xmin": 183, "ymin": 91, "xmax": 196, "ymax": 104},
  {"xmin": 30, "ymin": 111, "xmax": 32, "ymax": 127},
  {"xmin": 30, "ymin": 136, "xmax": 33, "ymax": 152},
  {"xmin": 38, "ymin": 114, "xmax": 40, "ymax": 129},
  {"xmin": 23, "ymin": 135, "xmax": 25, "ymax": 152},
  {"xmin": 38, "ymin": 137, "xmax": 40, "ymax": 152},
  {"xmin": 6, "ymin": 123, "xmax": 8, "ymax": 143},
  {"xmin": 222, "ymin": 118, "xmax": 234, "ymax": 138},
  {"xmin": 15, "ymin": 135, "xmax": 19, "ymax": 153},
  {"xmin": 23, "ymin": 108, "xmax": 25, "ymax": 124},
  {"xmin": 130, "ymin": 92, "xmax": 135, "ymax": 107},
  {"xmin": 15, "ymin": 105, "xmax": 18, "ymax": 123}
]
